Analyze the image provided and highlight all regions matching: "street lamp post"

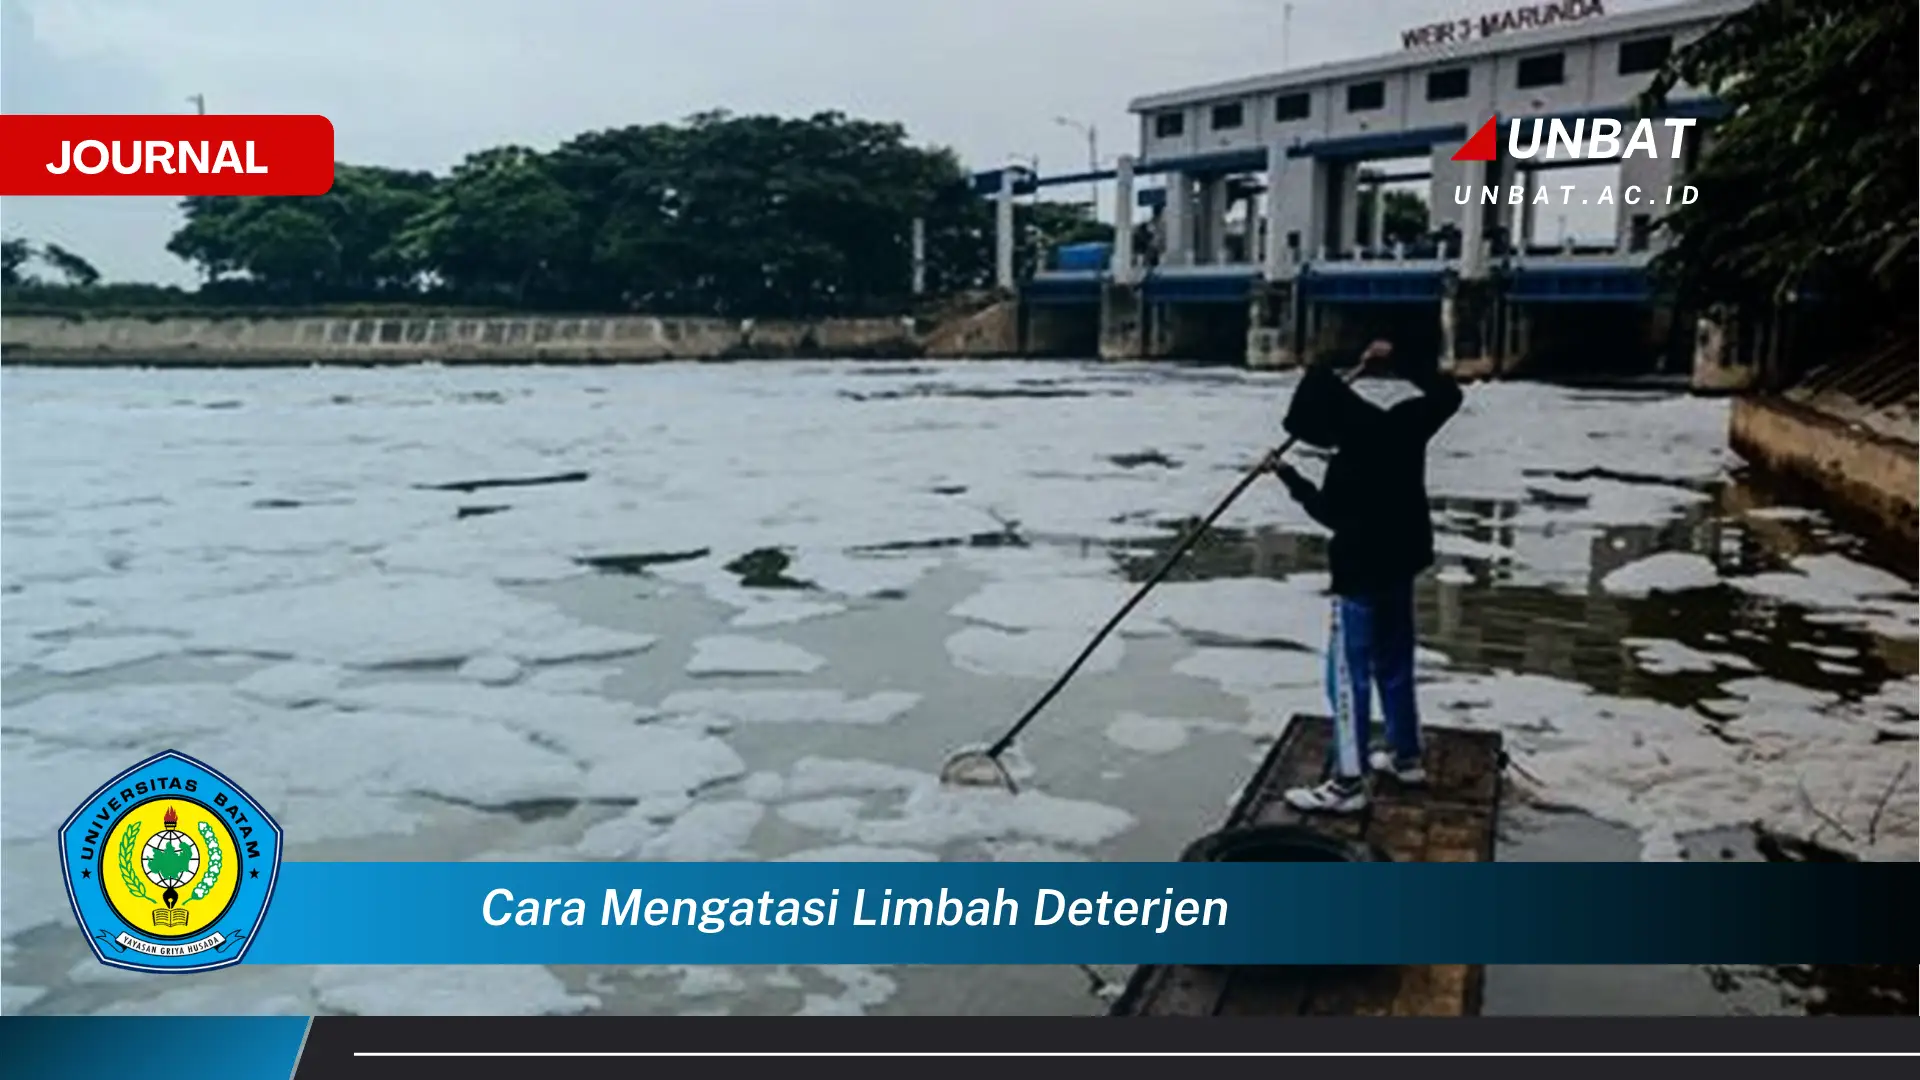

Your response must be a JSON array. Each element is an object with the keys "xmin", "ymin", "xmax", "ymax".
[
  {"xmin": 1055, "ymin": 117, "xmax": 1099, "ymax": 221},
  {"xmin": 188, "ymin": 94, "xmax": 205, "ymax": 114}
]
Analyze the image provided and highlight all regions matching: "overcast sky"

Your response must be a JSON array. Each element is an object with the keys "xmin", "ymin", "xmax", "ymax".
[{"xmin": 1, "ymin": 0, "xmax": 1675, "ymax": 285}]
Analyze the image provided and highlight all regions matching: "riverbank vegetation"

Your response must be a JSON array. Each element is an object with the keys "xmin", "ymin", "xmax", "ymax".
[
  {"xmin": 1644, "ymin": 0, "xmax": 1916, "ymax": 384},
  {"xmin": 3, "ymin": 110, "xmax": 1106, "ymax": 320}
]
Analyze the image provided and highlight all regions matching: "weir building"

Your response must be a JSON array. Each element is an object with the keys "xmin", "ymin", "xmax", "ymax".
[{"xmin": 974, "ymin": 0, "xmax": 1753, "ymax": 384}]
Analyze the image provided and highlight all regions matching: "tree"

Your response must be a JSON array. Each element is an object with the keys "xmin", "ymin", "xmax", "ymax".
[
  {"xmin": 38, "ymin": 243, "xmax": 100, "ymax": 287},
  {"xmin": 1642, "ymin": 0, "xmax": 1916, "ymax": 321},
  {"xmin": 234, "ymin": 207, "xmax": 341, "ymax": 299},
  {"xmin": 151, "ymin": 109, "xmax": 1000, "ymax": 314},
  {"xmin": 1, "ymin": 238, "xmax": 31, "ymax": 286},
  {"xmin": 394, "ymin": 146, "xmax": 581, "ymax": 305}
]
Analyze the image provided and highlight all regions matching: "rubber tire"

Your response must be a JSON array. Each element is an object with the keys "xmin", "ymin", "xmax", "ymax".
[{"xmin": 1179, "ymin": 823, "xmax": 1389, "ymax": 864}]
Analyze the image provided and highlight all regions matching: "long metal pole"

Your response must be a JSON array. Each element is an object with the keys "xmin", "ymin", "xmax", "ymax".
[{"xmin": 1087, "ymin": 126, "xmax": 1099, "ymax": 222}]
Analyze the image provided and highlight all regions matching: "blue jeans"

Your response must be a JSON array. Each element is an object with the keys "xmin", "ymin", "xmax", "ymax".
[{"xmin": 1324, "ymin": 580, "xmax": 1421, "ymax": 781}]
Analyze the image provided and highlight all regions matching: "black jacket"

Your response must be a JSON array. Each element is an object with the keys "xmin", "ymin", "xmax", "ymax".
[{"xmin": 1277, "ymin": 360, "xmax": 1462, "ymax": 597}]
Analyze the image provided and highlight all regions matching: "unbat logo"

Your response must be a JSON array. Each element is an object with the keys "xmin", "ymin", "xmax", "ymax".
[
  {"xmin": 1452, "ymin": 115, "xmax": 1697, "ymax": 162},
  {"xmin": 59, "ymin": 749, "xmax": 283, "ymax": 974}
]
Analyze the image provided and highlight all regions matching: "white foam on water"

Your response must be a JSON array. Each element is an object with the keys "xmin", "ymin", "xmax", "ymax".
[
  {"xmin": 273, "ymin": 793, "xmax": 427, "ymax": 845},
  {"xmin": 763, "ymin": 755, "xmax": 1135, "ymax": 851},
  {"xmin": 983, "ymin": 841, "xmax": 1092, "ymax": 862},
  {"xmin": 312, "ymin": 966, "xmax": 599, "ymax": 1016},
  {"xmin": 741, "ymin": 771, "xmax": 786, "ymax": 801},
  {"xmin": 1103, "ymin": 714, "xmax": 1193, "ymax": 755},
  {"xmin": 2, "ymin": 837, "xmax": 80, "ymax": 940},
  {"xmin": 525, "ymin": 664, "xmax": 622, "ymax": 693},
  {"xmin": 795, "ymin": 965, "xmax": 897, "ymax": 1016},
  {"xmin": 1724, "ymin": 554, "xmax": 1919, "ymax": 640},
  {"xmin": 576, "ymin": 806, "xmax": 664, "ymax": 859},
  {"xmin": 1148, "ymin": 577, "xmax": 1328, "ymax": 647},
  {"xmin": 575, "ymin": 729, "xmax": 748, "ymax": 803},
  {"xmin": 849, "ymin": 784, "xmax": 1135, "ymax": 850},
  {"xmin": 787, "ymin": 550, "xmax": 941, "ymax": 597},
  {"xmin": 671, "ymin": 966, "xmax": 746, "ymax": 997},
  {"xmin": 233, "ymin": 662, "xmax": 344, "ymax": 706},
  {"xmin": 1718, "ymin": 676, "xmax": 1839, "ymax": 716},
  {"xmin": 949, "ymin": 578, "xmax": 1171, "ymax": 637},
  {"xmin": 637, "ymin": 800, "xmax": 766, "ymax": 861},
  {"xmin": 658, "ymin": 689, "xmax": 920, "ymax": 727},
  {"xmin": 504, "ymin": 621, "xmax": 660, "ymax": 664},
  {"xmin": 777, "ymin": 845, "xmax": 936, "ymax": 862},
  {"xmin": 686, "ymin": 635, "xmax": 826, "ymax": 677},
  {"xmin": 111, "ymin": 573, "xmax": 658, "ymax": 669},
  {"xmin": 781, "ymin": 757, "xmax": 933, "ymax": 799},
  {"xmin": 1436, "ymin": 565, "xmax": 1475, "ymax": 586},
  {"xmin": 1172, "ymin": 646, "xmax": 1322, "ymax": 695},
  {"xmin": 3, "ymin": 985, "xmax": 48, "ymax": 1014},
  {"xmin": 29, "ymin": 634, "xmax": 182, "ymax": 675},
  {"xmin": 1423, "ymin": 669, "xmax": 1917, "ymax": 861},
  {"xmin": 328, "ymin": 680, "xmax": 638, "ymax": 725},
  {"xmin": 944, "ymin": 625, "xmax": 1121, "ymax": 680},
  {"xmin": 729, "ymin": 599, "xmax": 849, "ymax": 629},
  {"xmin": 777, "ymin": 797, "xmax": 867, "ymax": 833},
  {"xmin": 1622, "ymin": 638, "xmax": 1759, "ymax": 676},
  {"xmin": 1599, "ymin": 552, "xmax": 1720, "ymax": 597},
  {"xmin": 458, "ymin": 654, "xmax": 525, "ymax": 686},
  {"xmin": 92, "ymin": 978, "xmax": 313, "ymax": 1016},
  {"xmin": 3, "ymin": 684, "xmax": 245, "ymax": 757}
]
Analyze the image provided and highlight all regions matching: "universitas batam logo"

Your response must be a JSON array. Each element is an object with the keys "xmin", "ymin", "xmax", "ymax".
[{"xmin": 59, "ymin": 749, "xmax": 283, "ymax": 974}]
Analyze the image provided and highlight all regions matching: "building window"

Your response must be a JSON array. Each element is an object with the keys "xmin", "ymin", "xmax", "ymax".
[
  {"xmin": 1516, "ymin": 53, "xmax": 1565, "ymax": 88},
  {"xmin": 1274, "ymin": 92, "xmax": 1311, "ymax": 122},
  {"xmin": 1210, "ymin": 102, "xmax": 1245, "ymax": 131},
  {"xmin": 1427, "ymin": 68, "xmax": 1470, "ymax": 101},
  {"xmin": 1618, "ymin": 35, "xmax": 1672, "ymax": 75},
  {"xmin": 1347, "ymin": 80, "xmax": 1385, "ymax": 112},
  {"xmin": 1153, "ymin": 112, "xmax": 1185, "ymax": 138}
]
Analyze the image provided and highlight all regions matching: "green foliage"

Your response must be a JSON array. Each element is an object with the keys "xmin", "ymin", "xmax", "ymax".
[
  {"xmin": 1641, "ymin": 0, "xmax": 1917, "ymax": 317},
  {"xmin": 2, "ymin": 237, "xmax": 101, "ymax": 288},
  {"xmin": 116, "ymin": 823, "xmax": 154, "ymax": 903},
  {"xmin": 3, "ymin": 237, "xmax": 36, "ymax": 286},
  {"xmin": 144, "ymin": 111, "xmax": 998, "ymax": 318},
  {"xmin": 38, "ymin": 244, "xmax": 100, "ymax": 287}
]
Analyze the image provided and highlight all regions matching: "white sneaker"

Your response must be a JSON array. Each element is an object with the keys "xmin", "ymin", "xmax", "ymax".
[
  {"xmin": 1284, "ymin": 779, "xmax": 1368, "ymax": 814},
  {"xmin": 1369, "ymin": 750, "xmax": 1427, "ymax": 785}
]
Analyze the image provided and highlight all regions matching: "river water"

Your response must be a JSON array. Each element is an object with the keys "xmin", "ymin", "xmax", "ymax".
[{"xmin": 2, "ymin": 360, "xmax": 1914, "ymax": 1016}]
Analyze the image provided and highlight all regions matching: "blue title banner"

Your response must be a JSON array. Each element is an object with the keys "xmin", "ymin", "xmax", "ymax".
[{"xmin": 228, "ymin": 861, "xmax": 1917, "ymax": 966}]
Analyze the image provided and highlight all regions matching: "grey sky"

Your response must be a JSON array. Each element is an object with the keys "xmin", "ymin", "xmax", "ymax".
[{"xmin": 2, "ymin": 0, "xmax": 1674, "ymax": 285}]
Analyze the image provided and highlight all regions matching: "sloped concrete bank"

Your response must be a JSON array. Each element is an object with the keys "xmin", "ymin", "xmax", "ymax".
[{"xmin": 0, "ymin": 312, "xmax": 950, "ymax": 366}]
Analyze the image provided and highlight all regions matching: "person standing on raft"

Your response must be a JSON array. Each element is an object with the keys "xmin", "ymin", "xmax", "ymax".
[{"xmin": 1267, "ymin": 339, "xmax": 1463, "ymax": 814}]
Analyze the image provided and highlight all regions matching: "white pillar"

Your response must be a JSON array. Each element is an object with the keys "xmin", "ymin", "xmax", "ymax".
[
  {"xmin": 1369, "ymin": 180, "xmax": 1387, "ymax": 256},
  {"xmin": 1264, "ymin": 144, "xmax": 1289, "ymax": 280},
  {"xmin": 1342, "ymin": 165, "xmax": 1364, "ymax": 257},
  {"xmin": 1162, "ymin": 172, "xmax": 1190, "ymax": 267},
  {"xmin": 1112, "ymin": 155, "xmax": 1135, "ymax": 284},
  {"xmin": 995, "ymin": 170, "xmax": 1016, "ymax": 291},
  {"xmin": 911, "ymin": 217, "xmax": 926, "ymax": 295},
  {"xmin": 1202, "ymin": 178, "xmax": 1229, "ymax": 264},
  {"xmin": 1459, "ymin": 159, "xmax": 1488, "ymax": 278}
]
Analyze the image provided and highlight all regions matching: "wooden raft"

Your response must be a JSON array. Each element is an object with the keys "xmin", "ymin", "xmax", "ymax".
[{"xmin": 1108, "ymin": 714, "xmax": 1503, "ymax": 1017}]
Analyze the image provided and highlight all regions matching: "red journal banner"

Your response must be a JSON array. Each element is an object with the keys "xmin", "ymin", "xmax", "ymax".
[{"xmin": 0, "ymin": 115, "xmax": 335, "ymax": 196}]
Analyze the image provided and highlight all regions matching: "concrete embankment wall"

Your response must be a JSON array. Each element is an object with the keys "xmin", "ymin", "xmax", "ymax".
[
  {"xmin": 0, "ymin": 312, "xmax": 934, "ymax": 366},
  {"xmin": 1730, "ymin": 395, "xmax": 1918, "ymax": 550}
]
